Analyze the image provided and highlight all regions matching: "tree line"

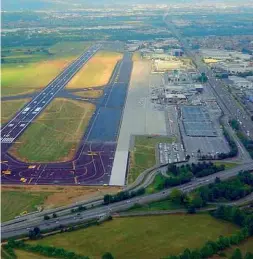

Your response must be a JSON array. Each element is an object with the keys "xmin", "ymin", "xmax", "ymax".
[
  {"xmin": 168, "ymin": 162, "xmax": 225, "ymax": 178},
  {"xmin": 197, "ymin": 171, "xmax": 253, "ymax": 203},
  {"xmin": 4, "ymin": 239, "xmax": 115, "ymax": 259},
  {"xmin": 230, "ymin": 248, "xmax": 253, "ymax": 259},
  {"xmin": 4, "ymin": 239, "xmax": 90, "ymax": 259},
  {"xmin": 166, "ymin": 171, "xmax": 253, "ymax": 213},
  {"xmin": 229, "ymin": 119, "xmax": 253, "ymax": 159},
  {"xmin": 103, "ymin": 188, "xmax": 145, "ymax": 205},
  {"xmin": 155, "ymin": 162, "xmax": 226, "ymax": 191}
]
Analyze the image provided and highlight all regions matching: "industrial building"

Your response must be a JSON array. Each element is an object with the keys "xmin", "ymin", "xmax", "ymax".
[
  {"xmin": 212, "ymin": 62, "xmax": 252, "ymax": 74},
  {"xmin": 228, "ymin": 76, "xmax": 253, "ymax": 89},
  {"xmin": 200, "ymin": 49, "xmax": 252, "ymax": 61},
  {"xmin": 150, "ymin": 69, "xmax": 204, "ymax": 105}
]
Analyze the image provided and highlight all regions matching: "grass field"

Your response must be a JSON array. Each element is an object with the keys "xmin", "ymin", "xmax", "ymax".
[
  {"xmin": 214, "ymin": 161, "xmax": 239, "ymax": 170},
  {"xmin": 48, "ymin": 42, "xmax": 91, "ymax": 58},
  {"xmin": 129, "ymin": 198, "xmax": 185, "ymax": 212},
  {"xmin": 15, "ymin": 250, "xmax": 55, "ymax": 259},
  {"xmin": 128, "ymin": 136, "xmax": 175, "ymax": 184},
  {"xmin": 1, "ymin": 42, "xmax": 90, "ymax": 96},
  {"xmin": 9, "ymin": 98, "xmax": 95, "ymax": 162},
  {"xmin": 1, "ymin": 191, "xmax": 50, "ymax": 222},
  {"xmin": 1, "ymin": 185, "xmax": 121, "ymax": 222},
  {"xmin": 30, "ymin": 214, "xmax": 238, "ymax": 259},
  {"xmin": 74, "ymin": 89, "xmax": 104, "ymax": 98},
  {"xmin": 66, "ymin": 51, "xmax": 123, "ymax": 89},
  {"xmin": 1, "ymin": 99, "xmax": 30, "ymax": 125}
]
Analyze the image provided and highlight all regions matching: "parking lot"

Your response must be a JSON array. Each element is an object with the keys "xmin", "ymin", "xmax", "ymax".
[
  {"xmin": 183, "ymin": 135, "xmax": 230, "ymax": 159},
  {"xmin": 181, "ymin": 105, "xmax": 217, "ymax": 137},
  {"xmin": 158, "ymin": 142, "xmax": 186, "ymax": 164}
]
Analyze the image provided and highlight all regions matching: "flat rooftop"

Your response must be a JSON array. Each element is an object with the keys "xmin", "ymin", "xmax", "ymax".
[{"xmin": 181, "ymin": 105, "xmax": 217, "ymax": 137}]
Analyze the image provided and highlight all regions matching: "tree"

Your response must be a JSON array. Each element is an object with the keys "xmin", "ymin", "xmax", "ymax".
[
  {"xmin": 170, "ymin": 189, "xmax": 183, "ymax": 204},
  {"xmin": 102, "ymin": 252, "xmax": 114, "ymax": 259},
  {"xmin": 28, "ymin": 229, "xmax": 36, "ymax": 239},
  {"xmin": 200, "ymin": 245, "xmax": 214, "ymax": 258},
  {"xmin": 187, "ymin": 205, "xmax": 196, "ymax": 214},
  {"xmin": 190, "ymin": 249, "xmax": 201, "ymax": 259},
  {"xmin": 104, "ymin": 194, "xmax": 113, "ymax": 205},
  {"xmin": 28, "ymin": 227, "xmax": 41, "ymax": 240},
  {"xmin": 244, "ymin": 252, "xmax": 253, "ymax": 259},
  {"xmin": 215, "ymin": 177, "xmax": 221, "ymax": 184},
  {"xmin": 33, "ymin": 227, "xmax": 40, "ymax": 236},
  {"xmin": 232, "ymin": 209, "xmax": 245, "ymax": 226},
  {"xmin": 44, "ymin": 215, "xmax": 50, "ymax": 220},
  {"xmin": 52, "ymin": 213, "xmax": 57, "ymax": 218},
  {"xmin": 198, "ymin": 73, "xmax": 208, "ymax": 83},
  {"xmin": 231, "ymin": 248, "xmax": 242, "ymax": 259},
  {"xmin": 181, "ymin": 248, "xmax": 191, "ymax": 259},
  {"xmin": 190, "ymin": 194, "xmax": 204, "ymax": 208}
]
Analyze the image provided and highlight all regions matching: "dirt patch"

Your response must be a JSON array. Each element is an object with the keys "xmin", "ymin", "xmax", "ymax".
[
  {"xmin": 1, "ymin": 185, "xmax": 122, "ymax": 209},
  {"xmin": 66, "ymin": 51, "xmax": 123, "ymax": 89}
]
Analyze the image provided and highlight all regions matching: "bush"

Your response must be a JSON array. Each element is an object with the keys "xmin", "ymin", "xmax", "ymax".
[
  {"xmin": 103, "ymin": 188, "xmax": 145, "ymax": 205},
  {"xmin": 6, "ymin": 240, "xmax": 90, "ymax": 259}
]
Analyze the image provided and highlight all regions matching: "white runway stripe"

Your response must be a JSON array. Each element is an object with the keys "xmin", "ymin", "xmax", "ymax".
[{"xmin": 1, "ymin": 138, "xmax": 14, "ymax": 143}]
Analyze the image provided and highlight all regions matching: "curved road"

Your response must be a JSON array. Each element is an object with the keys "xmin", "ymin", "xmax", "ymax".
[{"xmin": 2, "ymin": 161, "xmax": 253, "ymax": 240}]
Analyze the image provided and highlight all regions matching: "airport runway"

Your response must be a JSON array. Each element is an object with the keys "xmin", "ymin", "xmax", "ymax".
[
  {"xmin": 1, "ymin": 44, "xmax": 101, "ymax": 149},
  {"xmin": 1, "ymin": 51, "xmax": 133, "ymax": 186}
]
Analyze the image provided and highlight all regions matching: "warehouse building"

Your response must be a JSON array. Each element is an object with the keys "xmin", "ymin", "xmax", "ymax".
[{"xmin": 228, "ymin": 76, "xmax": 253, "ymax": 89}]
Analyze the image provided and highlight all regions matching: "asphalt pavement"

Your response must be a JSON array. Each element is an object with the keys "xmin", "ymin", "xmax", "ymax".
[
  {"xmin": 1, "ymin": 52, "xmax": 133, "ymax": 186},
  {"xmin": 1, "ymin": 161, "xmax": 253, "ymax": 240},
  {"xmin": 1, "ymin": 45, "xmax": 101, "ymax": 149}
]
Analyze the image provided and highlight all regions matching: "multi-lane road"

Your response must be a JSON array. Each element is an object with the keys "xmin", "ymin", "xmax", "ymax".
[
  {"xmin": 1, "ymin": 44, "xmax": 101, "ymax": 150},
  {"xmin": 1, "ymin": 161, "xmax": 253, "ymax": 240}
]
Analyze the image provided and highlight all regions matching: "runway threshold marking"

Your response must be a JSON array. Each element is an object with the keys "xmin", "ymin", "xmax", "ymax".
[
  {"xmin": 2, "ymin": 170, "xmax": 11, "ymax": 175},
  {"xmin": 87, "ymin": 151, "xmax": 98, "ymax": 156}
]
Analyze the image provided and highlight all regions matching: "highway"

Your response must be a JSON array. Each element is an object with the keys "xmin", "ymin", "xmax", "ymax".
[
  {"xmin": 1, "ymin": 161, "xmax": 253, "ymax": 240},
  {"xmin": 1, "ymin": 44, "xmax": 101, "ymax": 150}
]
